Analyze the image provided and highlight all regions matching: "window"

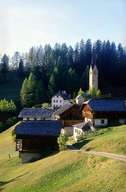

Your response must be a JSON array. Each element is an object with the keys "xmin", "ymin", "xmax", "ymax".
[
  {"xmin": 101, "ymin": 119, "xmax": 105, "ymax": 124},
  {"xmin": 53, "ymin": 100, "xmax": 55, "ymax": 103}
]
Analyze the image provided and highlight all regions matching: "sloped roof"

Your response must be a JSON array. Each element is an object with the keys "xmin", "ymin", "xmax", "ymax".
[
  {"xmin": 53, "ymin": 91, "xmax": 70, "ymax": 100},
  {"xmin": 18, "ymin": 108, "xmax": 54, "ymax": 118},
  {"xmin": 86, "ymin": 99, "xmax": 126, "ymax": 112},
  {"xmin": 15, "ymin": 120, "xmax": 62, "ymax": 136},
  {"xmin": 73, "ymin": 122, "xmax": 91, "ymax": 132},
  {"xmin": 53, "ymin": 103, "xmax": 74, "ymax": 116}
]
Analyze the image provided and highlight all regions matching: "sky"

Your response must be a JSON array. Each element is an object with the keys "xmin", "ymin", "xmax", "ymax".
[{"xmin": 0, "ymin": 0, "xmax": 126, "ymax": 55}]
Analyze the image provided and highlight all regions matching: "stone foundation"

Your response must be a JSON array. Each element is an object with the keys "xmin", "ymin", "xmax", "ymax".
[{"xmin": 19, "ymin": 152, "xmax": 42, "ymax": 163}]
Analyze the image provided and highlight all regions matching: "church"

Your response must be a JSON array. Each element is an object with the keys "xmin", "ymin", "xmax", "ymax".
[
  {"xmin": 89, "ymin": 55, "xmax": 99, "ymax": 91},
  {"xmin": 81, "ymin": 57, "xmax": 126, "ymax": 128},
  {"xmin": 89, "ymin": 64, "xmax": 98, "ymax": 90}
]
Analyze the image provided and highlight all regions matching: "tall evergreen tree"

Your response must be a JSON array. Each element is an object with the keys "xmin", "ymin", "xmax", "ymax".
[
  {"xmin": 17, "ymin": 59, "xmax": 25, "ymax": 78},
  {"xmin": 0, "ymin": 54, "xmax": 9, "ymax": 81},
  {"xmin": 66, "ymin": 68, "xmax": 80, "ymax": 95},
  {"xmin": 20, "ymin": 72, "xmax": 45, "ymax": 107}
]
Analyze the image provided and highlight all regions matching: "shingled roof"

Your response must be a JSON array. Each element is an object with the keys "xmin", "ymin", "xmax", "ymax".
[
  {"xmin": 53, "ymin": 91, "xmax": 70, "ymax": 100},
  {"xmin": 73, "ymin": 122, "xmax": 91, "ymax": 132},
  {"xmin": 15, "ymin": 120, "xmax": 62, "ymax": 136},
  {"xmin": 18, "ymin": 108, "xmax": 54, "ymax": 119},
  {"xmin": 86, "ymin": 99, "xmax": 126, "ymax": 112},
  {"xmin": 53, "ymin": 103, "xmax": 74, "ymax": 116}
]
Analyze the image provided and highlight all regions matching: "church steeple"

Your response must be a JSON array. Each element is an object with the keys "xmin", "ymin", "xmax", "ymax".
[{"xmin": 89, "ymin": 54, "xmax": 98, "ymax": 90}]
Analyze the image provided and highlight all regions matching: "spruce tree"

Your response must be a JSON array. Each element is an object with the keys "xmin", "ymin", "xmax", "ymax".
[
  {"xmin": 18, "ymin": 59, "xmax": 24, "ymax": 78},
  {"xmin": 1, "ymin": 54, "xmax": 9, "ymax": 81},
  {"xmin": 20, "ymin": 72, "xmax": 45, "ymax": 107}
]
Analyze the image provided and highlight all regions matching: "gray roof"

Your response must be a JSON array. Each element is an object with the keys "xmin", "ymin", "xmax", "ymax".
[
  {"xmin": 53, "ymin": 91, "xmax": 70, "ymax": 100},
  {"xmin": 73, "ymin": 122, "xmax": 85, "ymax": 129},
  {"xmin": 53, "ymin": 103, "xmax": 74, "ymax": 116},
  {"xmin": 18, "ymin": 108, "xmax": 54, "ymax": 119},
  {"xmin": 86, "ymin": 99, "xmax": 126, "ymax": 112},
  {"xmin": 73, "ymin": 122, "xmax": 91, "ymax": 132},
  {"xmin": 15, "ymin": 120, "xmax": 62, "ymax": 136}
]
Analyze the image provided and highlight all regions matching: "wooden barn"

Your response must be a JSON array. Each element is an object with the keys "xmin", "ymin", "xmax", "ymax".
[
  {"xmin": 82, "ymin": 98, "xmax": 126, "ymax": 127},
  {"xmin": 15, "ymin": 120, "xmax": 62, "ymax": 163},
  {"xmin": 52, "ymin": 103, "xmax": 83, "ymax": 135}
]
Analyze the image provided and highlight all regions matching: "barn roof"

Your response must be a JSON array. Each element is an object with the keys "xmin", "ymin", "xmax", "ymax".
[
  {"xmin": 18, "ymin": 108, "xmax": 54, "ymax": 118},
  {"xmin": 15, "ymin": 120, "xmax": 62, "ymax": 136},
  {"xmin": 86, "ymin": 99, "xmax": 126, "ymax": 112},
  {"xmin": 53, "ymin": 103, "xmax": 74, "ymax": 116}
]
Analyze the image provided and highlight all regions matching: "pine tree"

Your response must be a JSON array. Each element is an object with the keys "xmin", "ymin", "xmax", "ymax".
[
  {"xmin": 80, "ymin": 65, "xmax": 89, "ymax": 90},
  {"xmin": 48, "ymin": 66, "xmax": 61, "ymax": 96},
  {"xmin": 20, "ymin": 72, "xmax": 45, "ymax": 107},
  {"xmin": 67, "ymin": 68, "xmax": 80, "ymax": 95},
  {"xmin": 20, "ymin": 78, "xmax": 29, "ymax": 106},
  {"xmin": 77, "ymin": 88, "xmax": 84, "ymax": 96},
  {"xmin": 0, "ymin": 54, "xmax": 9, "ymax": 81},
  {"xmin": 18, "ymin": 59, "xmax": 24, "ymax": 78}
]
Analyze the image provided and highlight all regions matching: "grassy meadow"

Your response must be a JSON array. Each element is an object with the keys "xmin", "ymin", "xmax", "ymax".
[
  {"xmin": 75, "ymin": 125, "xmax": 126, "ymax": 155},
  {"xmin": 0, "ymin": 124, "xmax": 126, "ymax": 192}
]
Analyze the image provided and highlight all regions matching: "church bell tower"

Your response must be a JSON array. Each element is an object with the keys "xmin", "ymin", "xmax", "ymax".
[{"xmin": 89, "ymin": 56, "xmax": 98, "ymax": 90}]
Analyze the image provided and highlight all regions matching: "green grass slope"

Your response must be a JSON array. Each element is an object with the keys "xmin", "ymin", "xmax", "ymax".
[
  {"xmin": 0, "ymin": 124, "xmax": 126, "ymax": 192},
  {"xmin": 81, "ymin": 125, "xmax": 126, "ymax": 155}
]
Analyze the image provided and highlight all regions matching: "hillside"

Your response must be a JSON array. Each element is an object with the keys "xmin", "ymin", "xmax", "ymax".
[
  {"xmin": 75, "ymin": 125, "xmax": 126, "ymax": 155},
  {"xmin": 0, "ymin": 124, "xmax": 126, "ymax": 192}
]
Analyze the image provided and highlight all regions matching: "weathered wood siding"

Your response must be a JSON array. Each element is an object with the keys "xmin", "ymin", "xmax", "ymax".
[
  {"xmin": 16, "ymin": 136, "xmax": 58, "ymax": 152},
  {"xmin": 59, "ymin": 104, "xmax": 82, "ymax": 122},
  {"xmin": 63, "ymin": 120, "xmax": 83, "ymax": 126}
]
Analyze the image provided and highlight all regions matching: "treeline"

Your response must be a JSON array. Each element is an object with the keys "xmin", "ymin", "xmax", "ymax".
[
  {"xmin": 0, "ymin": 99, "xmax": 17, "ymax": 132},
  {"xmin": 0, "ymin": 39, "xmax": 126, "ymax": 104}
]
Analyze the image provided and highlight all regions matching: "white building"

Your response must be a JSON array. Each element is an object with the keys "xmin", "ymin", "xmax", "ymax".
[
  {"xmin": 51, "ymin": 91, "xmax": 71, "ymax": 109},
  {"xmin": 73, "ymin": 122, "xmax": 95, "ymax": 141},
  {"xmin": 75, "ymin": 95, "xmax": 85, "ymax": 105}
]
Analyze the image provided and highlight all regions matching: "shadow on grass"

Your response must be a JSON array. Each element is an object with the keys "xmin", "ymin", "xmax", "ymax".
[
  {"xmin": 0, "ymin": 172, "xmax": 29, "ymax": 191},
  {"xmin": 28, "ymin": 149, "xmax": 59, "ymax": 163},
  {"xmin": 73, "ymin": 138, "xmax": 93, "ymax": 149}
]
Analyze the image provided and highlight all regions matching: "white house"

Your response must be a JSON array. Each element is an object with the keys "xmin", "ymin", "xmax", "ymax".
[
  {"xmin": 75, "ymin": 95, "xmax": 85, "ymax": 105},
  {"xmin": 73, "ymin": 122, "xmax": 95, "ymax": 141},
  {"xmin": 51, "ymin": 91, "xmax": 71, "ymax": 109}
]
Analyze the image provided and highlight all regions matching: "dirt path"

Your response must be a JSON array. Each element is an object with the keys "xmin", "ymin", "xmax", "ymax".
[{"xmin": 70, "ymin": 148, "xmax": 126, "ymax": 162}]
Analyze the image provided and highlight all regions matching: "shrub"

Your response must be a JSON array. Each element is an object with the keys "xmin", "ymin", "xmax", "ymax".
[
  {"xmin": 57, "ymin": 133, "xmax": 68, "ymax": 151},
  {"xmin": 6, "ymin": 117, "xmax": 17, "ymax": 127},
  {"xmin": 0, "ymin": 117, "xmax": 18, "ymax": 133},
  {"xmin": 0, "ymin": 99, "xmax": 16, "ymax": 112}
]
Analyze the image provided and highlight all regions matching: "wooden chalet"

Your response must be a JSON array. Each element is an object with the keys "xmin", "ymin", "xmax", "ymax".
[
  {"xmin": 52, "ymin": 103, "xmax": 83, "ymax": 127},
  {"xmin": 82, "ymin": 98, "xmax": 126, "ymax": 127},
  {"xmin": 15, "ymin": 120, "xmax": 62, "ymax": 163}
]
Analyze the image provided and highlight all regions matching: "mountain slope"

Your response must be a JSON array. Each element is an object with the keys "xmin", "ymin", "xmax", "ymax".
[{"xmin": 0, "ymin": 124, "xmax": 126, "ymax": 192}]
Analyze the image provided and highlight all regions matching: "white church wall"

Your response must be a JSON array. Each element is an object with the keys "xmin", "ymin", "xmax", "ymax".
[{"xmin": 89, "ymin": 65, "xmax": 98, "ymax": 90}]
